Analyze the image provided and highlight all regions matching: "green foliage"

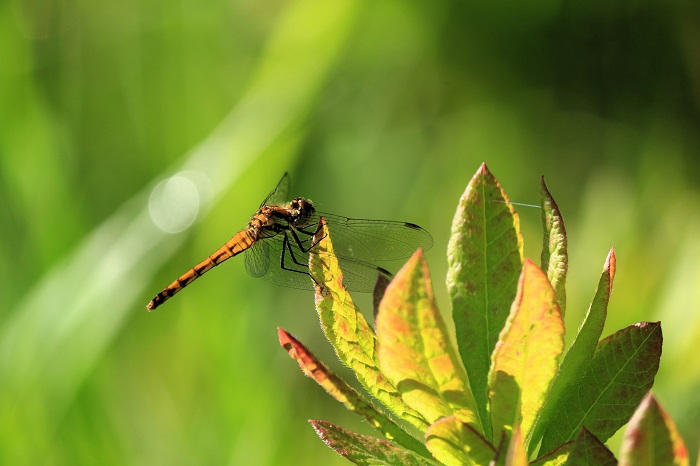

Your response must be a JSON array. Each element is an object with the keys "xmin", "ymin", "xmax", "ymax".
[{"xmin": 280, "ymin": 164, "xmax": 695, "ymax": 465}]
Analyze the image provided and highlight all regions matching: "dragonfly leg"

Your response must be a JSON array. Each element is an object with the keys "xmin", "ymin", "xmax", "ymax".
[
  {"xmin": 291, "ymin": 224, "xmax": 325, "ymax": 253},
  {"xmin": 279, "ymin": 232, "xmax": 313, "ymax": 272}
]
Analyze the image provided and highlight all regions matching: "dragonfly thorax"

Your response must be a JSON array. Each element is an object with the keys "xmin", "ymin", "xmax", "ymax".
[{"xmin": 288, "ymin": 197, "xmax": 315, "ymax": 228}]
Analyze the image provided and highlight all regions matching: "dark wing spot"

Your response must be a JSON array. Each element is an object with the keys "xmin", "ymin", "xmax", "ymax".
[{"xmin": 404, "ymin": 222, "xmax": 421, "ymax": 230}]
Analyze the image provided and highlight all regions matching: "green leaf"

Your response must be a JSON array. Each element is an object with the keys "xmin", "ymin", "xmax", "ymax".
[
  {"xmin": 531, "ymin": 443, "xmax": 572, "ymax": 466},
  {"xmin": 278, "ymin": 328, "xmax": 430, "ymax": 457},
  {"xmin": 540, "ymin": 176, "xmax": 568, "ymax": 315},
  {"xmin": 488, "ymin": 260, "xmax": 565, "ymax": 443},
  {"xmin": 309, "ymin": 219, "xmax": 428, "ymax": 430},
  {"xmin": 539, "ymin": 322, "xmax": 663, "ymax": 452},
  {"xmin": 310, "ymin": 420, "xmax": 441, "ymax": 466},
  {"xmin": 447, "ymin": 163, "xmax": 524, "ymax": 439},
  {"xmin": 619, "ymin": 393, "xmax": 690, "ymax": 466},
  {"xmin": 425, "ymin": 416, "xmax": 495, "ymax": 466},
  {"xmin": 376, "ymin": 250, "xmax": 480, "ymax": 428},
  {"xmin": 531, "ymin": 249, "xmax": 616, "ymax": 451},
  {"xmin": 563, "ymin": 428, "xmax": 617, "ymax": 466}
]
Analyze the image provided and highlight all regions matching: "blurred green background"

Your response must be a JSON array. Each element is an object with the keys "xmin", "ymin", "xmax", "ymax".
[{"xmin": 2, "ymin": 0, "xmax": 700, "ymax": 464}]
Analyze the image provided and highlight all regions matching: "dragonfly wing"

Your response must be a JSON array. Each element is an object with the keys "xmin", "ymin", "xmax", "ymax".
[
  {"xmin": 260, "ymin": 172, "xmax": 290, "ymax": 207},
  {"xmin": 245, "ymin": 233, "xmax": 316, "ymax": 290},
  {"xmin": 244, "ymin": 230, "xmax": 392, "ymax": 292},
  {"xmin": 311, "ymin": 212, "xmax": 434, "ymax": 262},
  {"xmin": 244, "ymin": 239, "xmax": 272, "ymax": 278}
]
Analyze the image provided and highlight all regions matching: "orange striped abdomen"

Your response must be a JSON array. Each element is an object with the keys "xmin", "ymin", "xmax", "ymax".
[{"xmin": 147, "ymin": 229, "xmax": 257, "ymax": 310}]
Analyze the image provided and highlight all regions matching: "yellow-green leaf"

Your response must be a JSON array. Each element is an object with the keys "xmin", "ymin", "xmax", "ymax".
[
  {"xmin": 531, "ymin": 248, "xmax": 616, "ymax": 452},
  {"xmin": 488, "ymin": 259, "xmax": 565, "ymax": 443},
  {"xmin": 425, "ymin": 416, "xmax": 495, "ymax": 466},
  {"xmin": 278, "ymin": 327, "xmax": 430, "ymax": 456},
  {"xmin": 447, "ymin": 163, "xmax": 524, "ymax": 440},
  {"xmin": 309, "ymin": 219, "xmax": 428, "ymax": 430},
  {"xmin": 376, "ymin": 250, "xmax": 480, "ymax": 429},
  {"xmin": 540, "ymin": 176, "xmax": 568, "ymax": 315},
  {"xmin": 619, "ymin": 393, "xmax": 689, "ymax": 466}
]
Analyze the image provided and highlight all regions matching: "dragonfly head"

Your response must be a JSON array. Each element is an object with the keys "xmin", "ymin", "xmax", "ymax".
[{"xmin": 289, "ymin": 197, "xmax": 315, "ymax": 227}]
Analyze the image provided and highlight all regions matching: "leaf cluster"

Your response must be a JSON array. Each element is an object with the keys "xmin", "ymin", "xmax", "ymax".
[{"xmin": 279, "ymin": 164, "xmax": 690, "ymax": 465}]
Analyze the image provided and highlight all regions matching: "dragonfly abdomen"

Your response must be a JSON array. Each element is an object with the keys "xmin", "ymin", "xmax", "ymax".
[{"xmin": 146, "ymin": 229, "xmax": 258, "ymax": 310}]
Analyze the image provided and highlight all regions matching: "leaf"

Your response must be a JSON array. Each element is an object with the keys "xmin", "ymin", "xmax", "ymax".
[
  {"xmin": 531, "ymin": 443, "xmax": 572, "ymax": 466},
  {"xmin": 506, "ymin": 428, "xmax": 529, "ymax": 466},
  {"xmin": 531, "ymin": 249, "xmax": 616, "ymax": 451},
  {"xmin": 278, "ymin": 327, "xmax": 430, "ymax": 457},
  {"xmin": 490, "ymin": 427, "xmax": 528, "ymax": 466},
  {"xmin": 540, "ymin": 176, "xmax": 568, "ymax": 315},
  {"xmin": 376, "ymin": 250, "xmax": 481, "ymax": 429},
  {"xmin": 539, "ymin": 322, "xmax": 663, "ymax": 452},
  {"xmin": 563, "ymin": 428, "xmax": 617, "ymax": 466},
  {"xmin": 488, "ymin": 260, "xmax": 565, "ymax": 443},
  {"xmin": 619, "ymin": 392, "xmax": 689, "ymax": 466},
  {"xmin": 310, "ymin": 420, "xmax": 441, "ymax": 466},
  {"xmin": 447, "ymin": 163, "xmax": 524, "ymax": 439},
  {"xmin": 309, "ymin": 219, "xmax": 428, "ymax": 430},
  {"xmin": 425, "ymin": 416, "xmax": 495, "ymax": 466}
]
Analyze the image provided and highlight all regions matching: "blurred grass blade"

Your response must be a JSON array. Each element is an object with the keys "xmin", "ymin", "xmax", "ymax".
[
  {"xmin": 447, "ymin": 163, "xmax": 524, "ymax": 440},
  {"xmin": 619, "ymin": 393, "xmax": 689, "ymax": 466},
  {"xmin": 0, "ymin": 1, "xmax": 360, "ymax": 461},
  {"xmin": 278, "ymin": 327, "xmax": 430, "ymax": 457},
  {"xmin": 530, "ymin": 248, "xmax": 616, "ymax": 451},
  {"xmin": 540, "ymin": 177, "xmax": 568, "ymax": 315},
  {"xmin": 564, "ymin": 428, "xmax": 617, "ymax": 466},
  {"xmin": 309, "ymin": 219, "xmax": 428, "ymax": 431},
  {"xmin": 376, "ymin": 249, "xmax": 481, "ymax": 429},
  {"xmin": 488, "ymin": 260, "xmax": 565, "ymax": 444},
  {"xmin": 425, "ymin": 416, "xmax": 495, "ymax": 466},
  {"xmin": 539, "ymin": 322, "xmax": 663, "ymax": 453},
  {"xmin": 310, "ymin": 420, "xmax": 441, "ymax": 466}
]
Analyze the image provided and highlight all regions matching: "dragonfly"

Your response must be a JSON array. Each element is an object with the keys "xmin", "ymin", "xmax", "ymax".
[{"xmin": 146, "ymin": 172, "xmax": 433, "ymax": 310}]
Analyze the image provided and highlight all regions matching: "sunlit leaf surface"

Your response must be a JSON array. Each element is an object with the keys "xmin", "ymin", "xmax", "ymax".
[
  {"xmin": 309, "ymin": 219, "xmax": 428, "ymax": 430},
  {"xmin": 488, "ymin": 260, "xmax": 565, "ymax": 443},
  {"xmin": 376, "ymin": 249, "xmax": 480, "ymax": 429},
  {"xmin": 425, "ymin": 416, "xmax": 495, "ymax": 466},
  {"xmin": 447, "ymin": 163, "xmax": 524, "ymax": 439},
  {"xmin": 540, "ymin": 176, "xmax": 568, "ymax": 315}
]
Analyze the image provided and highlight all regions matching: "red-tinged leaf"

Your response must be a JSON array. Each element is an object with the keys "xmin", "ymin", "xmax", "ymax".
[
  {"xmin": 540, "ymin": 177, "xmax": 568, "ymax": 315},
  {"xmin": 425, "ymin": 416, "xmax": 495, "ymax": 466},
  {"xmin": 488, "ymin": 260, "xmax": 565, "ymax": 443},
  {"xmin": 377, "ymin": 250, "xmax": 481, "ymax": 428},
  {"xmin": 278, "ymin": 328, "xmax": 430, "ymax": 456},
  {"xmin": 539, "ymin": 322, "xmax": 663, "ymax": 453},
  {"xmin": 310, "ymin": 420, "xmax": 441, "ymax": 466},
  {"xmin": 309, "ymin": 219, "xmax": 428, "ymax": 431},
  {"xmin": 447, "ymin": 163, "xmax": 524, "ymax": 439},
  {"xmin": 619, "ymin": 393, "xmax": 689, "ymax": 466},
  {"xmin": 531, "ymin": 249, "xmax": 616, "ymax": 452},
  {"xmin": 531, "ymin": 443, "xmax": 572, "ymax": 466},
  {"xmin": 563, "ymin": 428, "xmax": 617, "ymax": 466}
]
